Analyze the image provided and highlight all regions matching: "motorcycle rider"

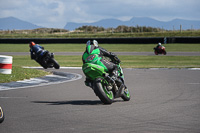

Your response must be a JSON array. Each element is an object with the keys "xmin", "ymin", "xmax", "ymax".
[
  {"xmin": 155, "ymin": 42, "xmax": 163, "ymax": 50},
  {"xmin": 29, "ymin": 41, "xmax": 49, "ymax": 68},
  {"xmin": 82, "ymin": 40, "xmax": 123, "ymax": 87}
]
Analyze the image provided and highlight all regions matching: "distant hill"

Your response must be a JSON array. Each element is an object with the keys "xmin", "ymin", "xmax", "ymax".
[
  {"xmin": 1, "ymin": 16, "xmax": 199, "ymax": 31},
  {"xmin": 64, "ymin": 17, "xmax": 200, "ymax": 31},
  {"xmin": 0, "ymin": 17, "xmax": 43, "ymax": 30}
]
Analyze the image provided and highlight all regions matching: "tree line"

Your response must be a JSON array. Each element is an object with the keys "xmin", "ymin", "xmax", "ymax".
[{"xmin": 76, "ymin": 25, "xmax": 164, "ymax": 33}]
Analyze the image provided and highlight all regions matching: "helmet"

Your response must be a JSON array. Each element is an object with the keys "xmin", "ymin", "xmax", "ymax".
[
  {"xmin": 29, "ymin": 41, "xmax": 36, "ymax": 47},
  {"xmin": 158, "ymin": 43, "xmax": 161, "ymax": 46},
  {"xmin": 86, "ymin": 40, "xmax": 98, "ymax": 47}
]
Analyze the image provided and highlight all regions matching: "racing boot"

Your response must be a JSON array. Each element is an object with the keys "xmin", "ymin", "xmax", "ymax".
[
  {"xmin": 85, "ymin": 78, "xmax": 93, "ymax": 88},
  {"xmin": 115, "ymin": 83, "xmax": 125, "ymax": 98}
]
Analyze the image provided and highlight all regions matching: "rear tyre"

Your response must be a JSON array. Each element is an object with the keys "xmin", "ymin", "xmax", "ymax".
[
  {"xmin": 0, "ymin": 106, "xmax": 4, "ymax": 123},
  {"xmin": 94, "ymin": 78, "xmax": 114, "ymax": 104}
]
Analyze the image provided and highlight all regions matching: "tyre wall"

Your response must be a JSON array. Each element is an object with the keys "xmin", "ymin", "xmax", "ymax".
[{"xmin": 0, "ymin": 37, "xmax": 199, "ymax": 44}]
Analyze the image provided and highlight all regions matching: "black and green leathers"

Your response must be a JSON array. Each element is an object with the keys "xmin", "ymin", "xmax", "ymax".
[{"xmin": 82, "ymin": 45, "xmax": 119, "ymax": 73}]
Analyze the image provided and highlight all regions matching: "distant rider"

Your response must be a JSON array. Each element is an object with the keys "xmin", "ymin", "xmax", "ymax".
[
  {"xmin": 29, "ymin": 41, "xmax": 49, "ymax": 67},
  {"xmin": 82, "ymin": 40, "xmax": 122, "ymax": 86},
  {"xmin": 155, "ymin": 42, "xmax": 163, "ymax": 50}
]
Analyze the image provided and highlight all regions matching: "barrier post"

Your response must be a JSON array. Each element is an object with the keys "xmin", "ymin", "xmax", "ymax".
[{"xmin": 0, "ymin": 55, "xmax": 13, "ymax": 74}]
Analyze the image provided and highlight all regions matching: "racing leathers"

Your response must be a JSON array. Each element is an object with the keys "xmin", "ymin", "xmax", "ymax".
[{"xmin": 82, "ymin": 45, "xmax": 121, "ymax": 87}]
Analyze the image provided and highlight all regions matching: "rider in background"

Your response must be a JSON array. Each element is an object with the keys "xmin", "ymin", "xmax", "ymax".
[
  {"xmin": 155, "ymin": 42, "xmax": 163, "ymax": 50},
  {"xmin": 29, "ymin": 41, "xmax": 48, "ymax": 60},
  {"xmin": 29, "ymin": 41, "xmax": 49, "ymax": 67},
  {"xmin": 82, "ymin": 40, "xmax": 121, "ymax": 86}
]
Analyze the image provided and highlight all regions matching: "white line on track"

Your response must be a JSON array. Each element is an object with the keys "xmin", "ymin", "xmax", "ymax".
[{"xmin": 0, "ymin": 73, "xmax": 82, "ymax": 91}]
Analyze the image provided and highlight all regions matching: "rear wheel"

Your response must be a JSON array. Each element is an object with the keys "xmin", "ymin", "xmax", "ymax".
[
  {"xmin": 0, "ymin": 106, "xmax": 4, "ymax": 123},
  {"xmin": 94, "ymin": 78, "xmax": 114, "ymax": 104}
]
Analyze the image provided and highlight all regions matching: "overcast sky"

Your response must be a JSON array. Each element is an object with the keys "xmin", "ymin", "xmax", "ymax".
[{"xmin": 0, "ymin": 0, "xmax": 199, "ymax": 28}]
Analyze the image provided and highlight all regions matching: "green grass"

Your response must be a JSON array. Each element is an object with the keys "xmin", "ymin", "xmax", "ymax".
[
  {"xmin": 1, "ymin": 30, "xmax": 200, "ymax": 38},
  {"xmin": 0, "ymin": 66, "xmax": 50, "ymax": 83},
  {"xmin": 0, "ymin": 43, "xmax": 200, "ymax": 52},
  {"xmin": 0, "ymin": 43, "xmax": 199, "ymax": 83},
  {"xmin": 11, "ymin": 55, "xmax": 200, "ymax": 68},
  {"xmin": 119, "ymin": 56, "xmax": 200, "ymax": 68}
]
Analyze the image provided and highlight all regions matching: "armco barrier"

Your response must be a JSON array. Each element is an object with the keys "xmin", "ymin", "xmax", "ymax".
[
  {"xmin": 0, "ymin": 37, "xmax": 199, "ymax": 44},
  {"xmin": 0, "ymin": 55, "xmax": 13, "ymax": 74}
]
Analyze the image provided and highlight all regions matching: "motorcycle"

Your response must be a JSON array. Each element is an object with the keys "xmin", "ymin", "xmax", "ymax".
[
  {"xmin": 0, "ymin": 106, "xmax": 4, "ymax": 123},
  {"xmin": 82, "ymin": 55, "xmax": 131, "ymax": 104},
  {"xmin": 153, "ymin": 46, "xmax": 167, "ymax": 55},
  {"xmin": 35, "ymin": 52, "xmax": 60, "ymax": 69}
]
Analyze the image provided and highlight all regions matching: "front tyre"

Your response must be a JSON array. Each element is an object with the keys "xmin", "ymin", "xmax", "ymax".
[
  {"xmin": 121, "ymin": 87, "xmax": 131, "ymax": 101},
  {"xmin": 50, "ymin": 58, "xmax": 60, "ymax": 69},
  {"xmin": 94, "ymin": 78, "xmax": 114, "ymax": 104},
  {"xmin": 154, "ymin": 51, "xmax": 158, "ymax": 55}
]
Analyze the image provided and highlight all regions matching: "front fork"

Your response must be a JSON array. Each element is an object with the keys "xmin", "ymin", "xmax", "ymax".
[{"xmin": 103, "ymin": 74, "xmax": 124, "ymax": 98}]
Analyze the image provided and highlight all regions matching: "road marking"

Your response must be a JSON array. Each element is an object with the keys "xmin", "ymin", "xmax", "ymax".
[{"xmin": 0, "ymin": 73, "xmax": 82, "ymax": 91}]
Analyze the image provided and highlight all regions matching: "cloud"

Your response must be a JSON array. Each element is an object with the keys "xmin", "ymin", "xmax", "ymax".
[{"xmin": 0, "ymin": 0, "xmax": 199, "ymax": 28}]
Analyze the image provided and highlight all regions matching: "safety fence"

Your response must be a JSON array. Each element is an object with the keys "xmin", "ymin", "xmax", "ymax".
[{"xmin": 0, "ymin": 37, "xmax": 200, "ymax": 44}]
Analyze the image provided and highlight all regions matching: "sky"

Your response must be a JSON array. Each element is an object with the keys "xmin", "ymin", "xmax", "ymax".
[{"xmin": 0, "ymin": 0, "xmax": 199, "ymax": 28}]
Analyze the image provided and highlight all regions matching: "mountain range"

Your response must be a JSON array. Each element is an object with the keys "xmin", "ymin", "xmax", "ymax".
[
  {"xmin": 0, "ymin": 17, "xmax": 42, "ymax": 30},
  {"xmin": 0, "ymin": 16, "xmax": 200, "ymax": 31},
  {"xmin": 64, "ymin": 17, "xmax": 200, "ymax": 31}
]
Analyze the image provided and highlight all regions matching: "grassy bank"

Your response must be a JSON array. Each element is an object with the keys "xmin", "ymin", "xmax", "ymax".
[
  {"xmin": 11, "ymin": 55, "xmax": 200, "ymax": 68},
  {"xmin": 1, "ymin": 30, "xmax": 200, "ymax": 38},
  {"xmin": 0, "ymin": 66, "xmax": 50, "ymax": 83},
  {"xmin": 0, "ymin": 43, "xmax": 199, "ymax": 83},
  {"xmin": 0, "ymin": 43, "xmax": 200, "ymax": 52}
]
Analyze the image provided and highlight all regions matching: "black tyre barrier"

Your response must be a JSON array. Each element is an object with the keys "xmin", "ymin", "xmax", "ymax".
[{"xmin": 0, "ymin": 37, "xmax": 199, "ymax": 44}]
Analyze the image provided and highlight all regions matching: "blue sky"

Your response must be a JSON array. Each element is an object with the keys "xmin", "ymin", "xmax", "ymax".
[{"xmin": 0, "ymin": 0, "xmax": 199, "ymax": 28}]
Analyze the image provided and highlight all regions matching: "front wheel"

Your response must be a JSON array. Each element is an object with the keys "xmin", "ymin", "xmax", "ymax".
[
  {"xmin": 50, "ymin": 58, "xmax": 60, "ymax": 69},
  {"xmin": 0, "ymin": 106, "xmax": 4, "ymax": 123},
  {"xmin": 121, "ymin": 87, "xmax": 131, "ymax": 101},
  {"xmin": 94, "ymin": 78, "xmax": 114, "ymax": 104}
]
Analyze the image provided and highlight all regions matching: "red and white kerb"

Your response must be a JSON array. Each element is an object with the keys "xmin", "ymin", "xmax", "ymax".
[{"xmin": 0, "ymin": 55, "xmax": 13, "ymax": 74}]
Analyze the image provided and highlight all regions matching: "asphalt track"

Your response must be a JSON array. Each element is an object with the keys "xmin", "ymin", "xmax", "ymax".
[
  {"xmin": 0, "ymin": 68, "xmax": 200, "ymax": 133},
  {"xmin": 0, "ymin": 51, "xmax": 200, "ymax": 56}
]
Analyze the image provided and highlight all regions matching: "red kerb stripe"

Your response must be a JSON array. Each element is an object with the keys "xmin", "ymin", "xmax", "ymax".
[{"xmin": 0, "ymin": 63, "xmax": 12, "ymax": 69}]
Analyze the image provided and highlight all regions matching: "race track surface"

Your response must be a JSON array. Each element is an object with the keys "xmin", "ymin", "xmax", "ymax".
[{"xmin": 0, "ymin": 68, "xmax": 200, "ymax": 133}]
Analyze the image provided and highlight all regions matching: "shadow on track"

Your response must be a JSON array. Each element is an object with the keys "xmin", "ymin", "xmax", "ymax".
[
  {"xmin": 32, "ymin": 99, "xmax": 123, "ymax": 105},
  {"xmin": 32, "ymin": 100, "xmax": 103, "ymax": 105}
]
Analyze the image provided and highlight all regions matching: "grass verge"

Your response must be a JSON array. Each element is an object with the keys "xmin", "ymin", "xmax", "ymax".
[
  {"xmin": 11, "ymin": 55, "xmax": 200, "ymax": 68},
  {"xmin": 1, "ymin": 55, "xmax": 199, "ymax": 83},
  {"xmin": 0, "ymin": 43, "xmax": 200, "ymax": 52},
  {"xmin": 0, "ymin": 66, "xmax": 50, "ymax": 83}
]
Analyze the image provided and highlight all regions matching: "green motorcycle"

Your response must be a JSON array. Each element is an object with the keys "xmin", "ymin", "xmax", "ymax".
[{"xmin": 82, "ymin": 51, "xmax": 131, "ymax": 104}]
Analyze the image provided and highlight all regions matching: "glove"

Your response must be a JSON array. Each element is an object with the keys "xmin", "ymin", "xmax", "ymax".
[
  {"xmin": 109, "ymin": 52, "xmax": 121, "ymax": 64},
  {"xmin": 113, "ymin": 56, "xmax": 121, "ymax": 64}
]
